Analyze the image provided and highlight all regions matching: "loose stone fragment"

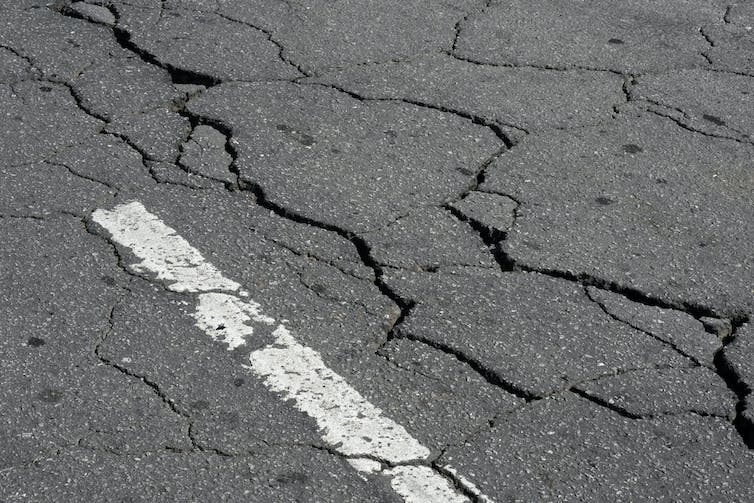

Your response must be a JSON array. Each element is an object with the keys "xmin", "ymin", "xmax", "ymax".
[
  {"xmin": 700, "ymin": 316, "xmax": 733, "ymax": 341},
  {"xmin": 67, "ymin": 2, "xmax": 116, "ymax": 26}
]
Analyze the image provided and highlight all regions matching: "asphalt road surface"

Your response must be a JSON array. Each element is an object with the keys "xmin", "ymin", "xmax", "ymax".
[{"xmin": 1, "ymin": 1, "xmax": 753, "ymax": 501}]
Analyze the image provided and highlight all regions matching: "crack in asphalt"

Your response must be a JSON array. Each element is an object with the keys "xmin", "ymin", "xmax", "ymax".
[
  {"xmin": 569, "ymin": 387, "xmax": 730, "ymax": 422},
  {"xmin": 103, "ymin": 8, "xmax": 754, "ymax": 447},
  {"xmin": 387, "ymin": 327, "xmax": 538, "ymax": 403},
  {"xmin": 445, "ymin": 180, "xmax": 754, "ymax": 448},
  {"xmin": 0, "ymin": 213, "xmax": 47, "ymax": 220},
  {"xmin": 304, "ymin": 80, "xmax": 519, "ymax": 148},
  {"xmin": 624, "ymin": 73, "xmax": 750, "ymax": 145},
  {"xmin": 713, "ymin": 325, "xmax": 754, "ymax": 448},
  {"xmin": 212, "ymin": 11, "xmax": 310, "ymax": 77},
  {"xmin": 450, "ymin": 0, "xmax": 494, "ymax": 54},
  {"xmin": 445, "ymin": 50, "xmax": 628, "ymax": 76},
  {"xmin": 14, "ymin": 54, "xmax": 169, "ymax": 190},
  {"xmin": 35, "ymin": 0, "xmax": 754, "ymax": 467},
  {"xmin": 93, "ymin": 301, "xmax": 195, "ymax": 444},
  {"xmin": 583, "ymin": 285, "xmax": 708, "ymax": 368},
  {"xmin": 443, "ymin": 192, "xmax": 520, "ymax": 271},
  {"xmin": 644, "ymin": 105, "xmax": 753, "ymax": 145},
  {"xmin": 83, "ymin": 268, "xmax": 236, "ymax": 458}
]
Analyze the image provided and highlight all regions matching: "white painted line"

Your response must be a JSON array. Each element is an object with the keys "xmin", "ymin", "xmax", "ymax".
[
  {"xmin": 442, "ymin": 466, "xmax": 496, "ymax": 503},
  {"xmin": 247, "ymin": 325, "xmax": 430, "ymax": 463},
  {"xmin": 91, "ymin": 202, "xmax": 241, "ymax": 293},
  {"xmin": 193, "ymin": 293, "xmax": 274, "ymax": 350},
  {"xmin": 386, "ymin": 466, "xmax": 470, "ymax": 503},
  {"xmin": 92, "ymin": 201, "xmax": 492, "ymax": 503},
  {"xmin": 347, "ymin": 457, "xmax": 383, "ymax": 474}
]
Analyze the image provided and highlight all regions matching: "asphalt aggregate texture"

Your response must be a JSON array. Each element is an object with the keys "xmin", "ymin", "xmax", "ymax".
[{"xmin": 1, "ymin": 1, "xmax": 753, "ymax": 502}]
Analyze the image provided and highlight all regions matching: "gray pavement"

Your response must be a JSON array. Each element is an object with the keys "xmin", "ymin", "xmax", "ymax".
[{"xmin": 1, "ymin": 1, "xmax": 752, "ymax": 501}]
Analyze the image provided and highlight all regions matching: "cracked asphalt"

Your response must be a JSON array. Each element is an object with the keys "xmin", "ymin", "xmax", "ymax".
[{"xmin": 1, "ymin": 0, "xmax": 753, "ymax": 501}]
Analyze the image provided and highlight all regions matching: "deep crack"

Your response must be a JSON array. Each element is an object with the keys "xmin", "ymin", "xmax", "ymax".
[
  {"xmin": 388, "ymin": 325, "xmax": 538, "ymax": 403},
  {"xmin": 44, "ymin": 0, "xmax": 754, "ymax": 465},
  {"xmin": 713, "ymin": 323, "xmax": 754, "ymax": 448}
]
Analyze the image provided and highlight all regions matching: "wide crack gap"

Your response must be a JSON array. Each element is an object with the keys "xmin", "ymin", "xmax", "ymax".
[
  {"xmin": 242, "ymin": 181, "xmax": 411, "ymax": 313},
  {"xmin": 176, "ymin": 108, "xmax": 524, "ymax": 403},
  {"xmin": 170, "ymin": 124, "xmax": 237, "ymax": 187},
  {"xmin": 713, "ymin": 321, "xmax": 754, "ymax": 448},
  {"xmin": 51, "ymin": 2, "xmax": 516, "ymax": 334},
  {"xmin": 169, "ymin": 106, "xmax": 413, "ymax": 319},
  {"xmin": 58, "ymin": 2, "xmax": 222, "ymax": 87},
  {"xmin": 448, "ymin": 190, "xmax": 754, "ymax": 448},
  {"xmin": 444, "ymin": 195, "xmax": 519, "ymax": 273},
  {"xmin": 169, "ymin": 99, "xmax": 246, "ymax": 189}
]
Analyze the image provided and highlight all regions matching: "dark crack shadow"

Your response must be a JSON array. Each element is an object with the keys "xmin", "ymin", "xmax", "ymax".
[{"xmin": 714, "ymin": 323, "xmax": 754, "ymax": 448}]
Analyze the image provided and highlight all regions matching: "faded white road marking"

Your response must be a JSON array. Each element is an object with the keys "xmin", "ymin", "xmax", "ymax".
[
  {"xmin": 347, "ymin": 457, "xmax": 383, "ymax": 474},
  {"xmin": 92, "ymin": 202, "xmax": 241, "ymax": 293},
  {"xmin": 247, "ymin": 325, "xmax": 429, "ymax": 463},
  {"xmin": 92, "ymin": 201, "xmax": 493, "ymax": 503},
  {"xmin": 193, "ymin": 293, "xmax": 274, "ymax": 350},
  {"xmin": 387, "ymin": 466, "xmax": 470, "ymax": 503},
  {"xmin": 442, "ymin": 466, "xmax": 496, "ymax": 503}
]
